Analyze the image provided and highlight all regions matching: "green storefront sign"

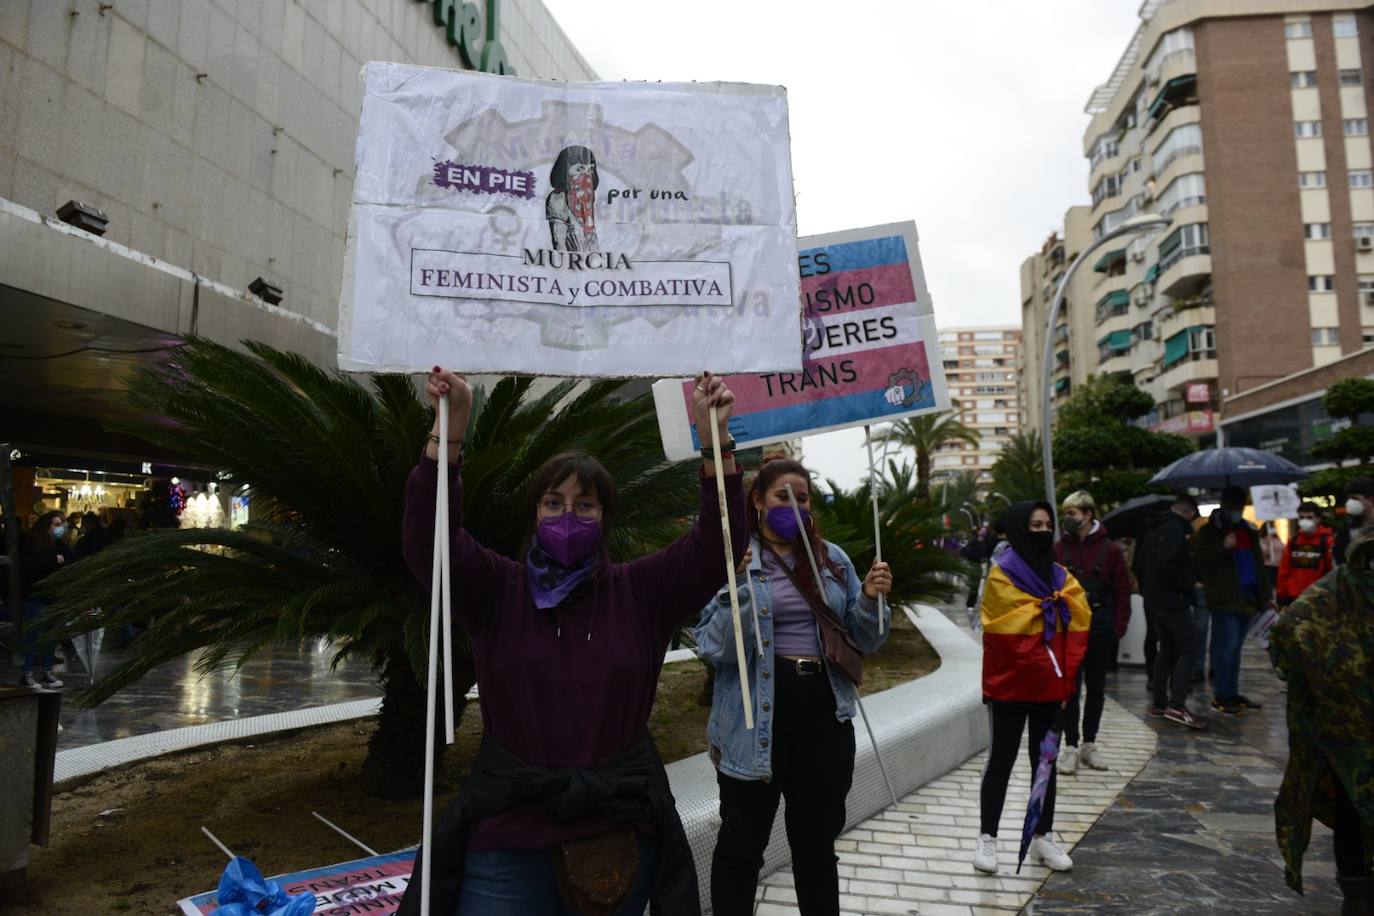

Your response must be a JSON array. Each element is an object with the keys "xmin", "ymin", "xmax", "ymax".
[{"xmin": 423, "ymin": 0, "xmax": 515, "ymax": 75}]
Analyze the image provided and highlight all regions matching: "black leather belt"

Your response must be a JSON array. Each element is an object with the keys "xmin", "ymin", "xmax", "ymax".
[{"xmin": 780, "ymin": 656, "xmax": 824, "ymax": 676}]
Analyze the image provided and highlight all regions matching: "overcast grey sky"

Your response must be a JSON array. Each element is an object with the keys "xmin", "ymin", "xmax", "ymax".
[{"xmin": 542, "ymin": 0, "xmax": 1144, "ymax": 487}]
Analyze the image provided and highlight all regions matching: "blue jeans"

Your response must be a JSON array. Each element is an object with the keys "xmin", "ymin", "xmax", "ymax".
[
  {"xmin": 456, "ymin": 834, "xmax": 658, "ymax": 915},
  {"xmin": 1210, "ymin": 611, "xmax": 1249, "ymax": 700},
  {"xmin": 21, "ymin": 598, "xmax": 56, "ymax": 676}
]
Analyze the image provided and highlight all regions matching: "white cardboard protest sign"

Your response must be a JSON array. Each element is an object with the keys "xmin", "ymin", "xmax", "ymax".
[
  {"xmin": 652, "ymin": 222, "xmax": 949, "ymax": 460},
  {"xmin": 1251, "ymin": 484, "xmax": 1301, "ymax": 520},
  {"xmin": 339, "ymin": 63, "xmax": 801, "ymax": 377}
]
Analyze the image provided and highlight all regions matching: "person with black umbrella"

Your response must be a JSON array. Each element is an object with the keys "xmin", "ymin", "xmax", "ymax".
[
  {"xmin": 1194, "ymin": 486, "xmax": 1274, "ymax": 716},
  {"xmin": 973, "ymin": 500, "xmax": 1091, "ymax": 875}
]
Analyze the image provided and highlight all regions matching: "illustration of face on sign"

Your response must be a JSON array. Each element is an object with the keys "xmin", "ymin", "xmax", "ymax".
[{"xmin": 547, "ymin": 145, "xmax": 600, "ymax": 252}]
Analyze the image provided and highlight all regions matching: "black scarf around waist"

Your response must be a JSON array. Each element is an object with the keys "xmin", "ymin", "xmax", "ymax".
[{"xmin": 396, "ymin": 731, "xmax": 699, "ymax": 916}]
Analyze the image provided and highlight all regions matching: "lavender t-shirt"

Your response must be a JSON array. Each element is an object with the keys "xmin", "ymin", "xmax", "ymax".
[{"xmin": 761, "ymin": 549, "xmax": 823, "ymax": 657}]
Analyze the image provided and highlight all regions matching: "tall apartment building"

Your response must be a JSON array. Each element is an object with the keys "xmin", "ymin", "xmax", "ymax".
[
  {"xmin": 1018, "ymin": 208, "xmax": 1095, "ymax": 431},
  {"xmin": 935, "ymin": 326, "xmax": 1023, "ymax": 484},
  {"xmin": 1021, "ymin": 0, "xmax": 1374, "ymax": 449}
]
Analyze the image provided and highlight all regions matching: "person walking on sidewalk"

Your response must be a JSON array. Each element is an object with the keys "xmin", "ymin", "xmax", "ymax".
[
  {"xmin": 397, "ymin": 368, "xmax": 746, "ymax": 916},
  {"xmin": 1139, "ymin": 494, "xmax": 1208, "ymax": 729},
  {"xmin": 974, "ymin": 500, "xmax": 1091, "ymax": 876},
  {"xmin": 18, "ymin": 511, "xmax": 71, "ymax": 689},
  {"xmin": 1194, "ymin": 487, "xmax": 1274, "ymax": 717},
  {"xmin": 696, "ymin": 455, "xmax": 892, "ymax": 916},
  {"xmin": 1277, "ymin": 502, "xmax": 1335, "ymax": 609},
  {"xmin": 1269, "ymin": 529, "xmax": 1374, "ymax": 915},
  {"xmin": 1054, "ymin": 491, "xmax": 1131, "ymax": 775}
]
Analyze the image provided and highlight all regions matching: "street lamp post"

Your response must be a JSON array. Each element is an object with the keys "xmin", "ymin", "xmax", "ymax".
[{"xmin": 1041, "ymin": 213, "xmax": 1172, "ymax": 517}]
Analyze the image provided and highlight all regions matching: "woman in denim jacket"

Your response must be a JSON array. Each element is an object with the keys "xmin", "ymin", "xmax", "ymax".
[{"xmin": 694, "ymin": 456, "xmax": 891, "ymax": 916}]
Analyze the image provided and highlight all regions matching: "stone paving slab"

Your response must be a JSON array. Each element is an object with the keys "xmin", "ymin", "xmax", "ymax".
[{"xmin": 752, "ymin": 696, "xmax": 1157, "ymax": 915}]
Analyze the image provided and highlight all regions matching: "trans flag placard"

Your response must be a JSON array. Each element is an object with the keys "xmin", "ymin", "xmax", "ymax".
[{"xmin": 653, "ymin": 222, "xmax": 948, "ymax": 460}]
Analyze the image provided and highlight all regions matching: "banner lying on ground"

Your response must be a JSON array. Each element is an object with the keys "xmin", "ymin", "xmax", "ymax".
[
  {"xmin": 339, "ymin": 64, "xmax": 801, "ymax": 377},
  {"xmin": 652, "ymin": 222, "xmax": 949, "ymax": 460},
  {"xmin": 178, "ymin": 850, "xmax": 413, "ymax": 915}
]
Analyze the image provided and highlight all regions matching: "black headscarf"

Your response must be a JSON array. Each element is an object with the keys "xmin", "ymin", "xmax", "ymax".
[{"xmin": 1002, "ymin": 499, "xmax": 1057, "ymax": 589}]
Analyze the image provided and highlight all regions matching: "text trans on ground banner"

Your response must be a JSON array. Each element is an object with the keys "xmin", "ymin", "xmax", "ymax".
[
  {"xmin": 652, "ymin": 222, "xmax": 950, "ymax": 459},
  {"xmin": 339, "ymin": 64, "xmax": 801, "ymax": 377}
]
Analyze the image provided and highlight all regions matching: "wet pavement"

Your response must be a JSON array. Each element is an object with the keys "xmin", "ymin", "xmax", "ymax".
[
  {"xmin": 2, "ymin": 632, "xmax": 380, "ymax": 750},
  {"xmin": 1026, "ymin": 640, "xmax": 1342, "ymax": 915}
]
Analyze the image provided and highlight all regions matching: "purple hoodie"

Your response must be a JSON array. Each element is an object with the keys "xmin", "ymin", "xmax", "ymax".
[{"xmin": 403, "ymin": 457, "xmax": 747, "ymax": 851}]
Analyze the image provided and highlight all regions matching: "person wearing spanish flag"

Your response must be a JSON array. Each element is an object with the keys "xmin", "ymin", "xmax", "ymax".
[{"xmin": 973, "ymin": 500, "xmax": 1091, "ymax": 875}]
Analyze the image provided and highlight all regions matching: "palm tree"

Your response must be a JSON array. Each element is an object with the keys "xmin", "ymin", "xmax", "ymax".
[
  {"xmin": 38, "ymin": 339, "xmax": 702, "ymax": 798},
  {"xmin": 814, "ymin": 472, "xmax": 970, "ymax": 608},
  {"xmin": 872, "ymin": 412, "xmax": 981, "ymax": 501},
  {"xmin": 989, "ymin": 430, "xmax": 1045, "ymax": 504}
]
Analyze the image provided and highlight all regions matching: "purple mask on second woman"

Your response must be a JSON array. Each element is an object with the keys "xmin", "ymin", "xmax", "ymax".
[{"xmin": 765, "ymin": 505, "xmax": 809, "ymax": 542}]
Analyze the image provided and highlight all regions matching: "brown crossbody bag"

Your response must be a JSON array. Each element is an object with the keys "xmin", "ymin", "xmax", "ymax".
[
  {"xmin": 768, "ymin": 546, "xmax": 865, "ymax": 685},
  {"xmin": 552, "ymin": 826, "xmax": 640, "ymax": 915}
]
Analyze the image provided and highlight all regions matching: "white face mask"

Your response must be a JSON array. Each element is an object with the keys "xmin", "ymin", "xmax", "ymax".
[
  {"xmin": 1298, "ymin": 518, "xmax": 1317, "ymax": 533},
  {"xmin": 1349, "ymin": 498, "xmax": 1368, "ymax": 517}
]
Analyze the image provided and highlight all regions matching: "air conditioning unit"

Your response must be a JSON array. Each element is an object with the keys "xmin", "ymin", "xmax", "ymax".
[
  {"xmin": 1134, "ymin": 289, "xmax": 1151, "ymax": 306},
  {"xmin": 1130, "ymin": 250, "xmax": 1146, "ymax": 263},
  {"xmin": 1146, "ymin": 73, "xmax": 1161, "ymax": 89},
  {"xmin": 1358, "ymin": 235, "xmax": 1374, "ymax": 252}
]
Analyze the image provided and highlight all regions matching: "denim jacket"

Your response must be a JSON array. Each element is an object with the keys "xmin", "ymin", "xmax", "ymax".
[{"xmin": 693, "ymin": 537, "xmax": 890, "ymax": 781}]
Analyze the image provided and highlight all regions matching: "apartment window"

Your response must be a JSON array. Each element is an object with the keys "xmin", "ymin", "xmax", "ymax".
[
  {"xmin": 1145, "ymin": 27, "xmax": 1195, "ymax": 74},
  {"xmin": 1290, "ymin": 71, "xmax": 1318, "ymax": 88},
  {"xmin": 1334, "ymin": 14, "xmax": 1358, "ymax": 38},
  {"xmin": 1345, "ymin": 119, "xmax": 1369, "ymax": 136},
  {"xmin": 1352, "ymin": 170, "xmax": 1374, "ymax": 188},
  {"xmin": 1158, "ymin": 223, "xmax": 1210, "ymax": 272},
  {"xmin": 1153, "ymin": 124, "xmax": 1204, "ymax": 174},
  {"xmin": 1295, "ymin": 121, "xmax": 1323, "ymax": 138},
  {"xmin": 1354, "ymin": 224, "xmax": 1374, "ymax": 239},
  {"xmin": 1092, "ymin": 173, "xmax": 1122, "ymax": 207},
  {"xmin": 1359, "ymin": 274, "xmax": 1374, "ymax": 292},
  {"xmin": 1364, "ymin": 328, "xmax": 1374, "ymax": 345},
  {"xmin": 1309, "ymin": 275, "xmax": 1337, "ymax": 291},
  {"xmin": 1135, "ymin": 321, "xmax": 1155, "ymax": 341},
  {"xmin": 1285, "ymin": 21, "xmax": 1313, "ymax": 39},
  {"xmin": 1341, "ymin": 69, "xmax": 1364, "ymax": 86},
  {"xmin": 1089, "ymin": 135, "xmax": 1120, "ymax": 170},
  {"xmin": 1312, "ymin": 327, "xmax": 1341, "ymax": 345},
  {"xmin": 1299, "ymin": 170, "xmax": 1327, "ymax": 188},
  {"xmin": 1157, "ymin": 172, "xmax": 1206, "ymax": 216},
  {"xmin": 1305, "ymin": 223, "xmax": 1333, "ymax": 239}
]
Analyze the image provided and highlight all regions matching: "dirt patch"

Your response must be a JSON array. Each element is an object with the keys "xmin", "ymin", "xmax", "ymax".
[{"xmin": 14, "ymin": 620, "xmax": 938, "ymax": 915}]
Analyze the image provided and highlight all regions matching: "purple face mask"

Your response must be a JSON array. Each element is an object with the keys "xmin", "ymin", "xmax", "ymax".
[
  {"xmin": 536, "ymin": 513, "xmax": 602, "ymax": 567},
  {"xmin": 765, "ymin": 505, "xmax": 809, "ymax": 542}
]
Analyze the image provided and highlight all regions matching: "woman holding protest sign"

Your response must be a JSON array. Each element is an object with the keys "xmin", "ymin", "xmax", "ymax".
[
  {"xmin": 397, "ymin": 367, "xmax": 746, "ymax": 916},
  {"xmin": 695, "ymin": 455, "xmax": 891, "ymax": 916}
]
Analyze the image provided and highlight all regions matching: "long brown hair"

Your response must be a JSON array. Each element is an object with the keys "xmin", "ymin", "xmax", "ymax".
[
  {"xmin": 747, "ymin": 455, "xmax": 843, "ymax": 601},
  {"xmin": 26, "ymin": 511, "xmax": 65, "ymax": 553}
]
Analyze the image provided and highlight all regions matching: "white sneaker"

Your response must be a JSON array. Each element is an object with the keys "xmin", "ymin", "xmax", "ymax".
[
  {"xmin": 973, "ymin": 833, "xmax": 998, "ymax": 874},
  {"xmin": 1029, "ymin": 834, "xmax": 1073, "ymax": 871},
  {"xmin": 1079, "ymin": 741, "xmax": 1109, "ymax": 770},
  {"xmin": 1057, "ymin": 745, "xmax": 1078, "ymax": 775}
]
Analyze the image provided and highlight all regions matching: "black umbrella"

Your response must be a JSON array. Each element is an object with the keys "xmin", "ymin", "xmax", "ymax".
[
  {"xmin": 1148, "ymin": 447, "xmax": 1309, "ymax": 490},
  {"xmin": 1101, "ymin": 494, "xmax": 1174, "ymax": 541}
]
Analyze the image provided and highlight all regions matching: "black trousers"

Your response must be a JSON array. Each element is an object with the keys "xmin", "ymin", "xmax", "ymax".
[
  {"xmin": 1064, "ymin": 628, "xmax": 1113, "ymax": 746},
  {"xmin": 1334, "ymin": 772, "xmax": 1373, "ymax": 878},
  {"xmin": 1150, "ymin": 605, "xmax": 1196, "ymax": 709},
  {"xmin": 980, "ymin": 700, "xmax": 1058, "ymax": 837},
  {"xmin": 710, "ymin": 663, "xmax": 855, "ymax": 916},
  {"xmin": 1143, "ymin": 610, "xmax": 1158, "ymax": 676}
]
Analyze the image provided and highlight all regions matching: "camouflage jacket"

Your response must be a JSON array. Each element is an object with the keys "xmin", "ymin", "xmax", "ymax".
[{"xmin": 1268, "ymin": 529, "xmax": 1374, "ymax": 893}]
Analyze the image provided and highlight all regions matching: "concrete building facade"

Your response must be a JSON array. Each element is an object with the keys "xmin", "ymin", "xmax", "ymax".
[
  {"xmin": 936, "ymin": 325, "xmax": 1023, "ymax": 484},
  {"xmin": 1021, "ymin": 0, "xmax": 1374, "ymax": 449},
  {"xmin": 0, "ymin": 0, "xmax": 595, "ymax": 461}
]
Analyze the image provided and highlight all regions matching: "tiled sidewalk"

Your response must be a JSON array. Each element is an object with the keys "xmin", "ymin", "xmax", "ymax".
[{"xmin": 754, "ymin": 696, "xmax": 1157, "ymax": 915}]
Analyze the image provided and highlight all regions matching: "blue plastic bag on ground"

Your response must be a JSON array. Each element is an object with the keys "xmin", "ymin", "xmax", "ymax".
[{"xmin": 214, "ymin": 856, "xmax": 315, "ymax": 915}]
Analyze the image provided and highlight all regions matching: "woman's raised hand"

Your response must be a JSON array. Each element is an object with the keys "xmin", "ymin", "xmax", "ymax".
[
  {"xmin": 692, "ymin": 371, "xmax": 735, "ymax": 443},
  {"xmin": 425, "ymin": 367, "xmax": 472, "ymax": 416}
]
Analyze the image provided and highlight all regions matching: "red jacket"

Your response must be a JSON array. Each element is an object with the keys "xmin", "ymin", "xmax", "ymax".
[
  {"xmin": 1053, "ymin": 521, "xmax": 1132, "ymax": 638},
  {"xmin": 1276, "ymin": 525, "xmax": 1335, "ymax": 603}
]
